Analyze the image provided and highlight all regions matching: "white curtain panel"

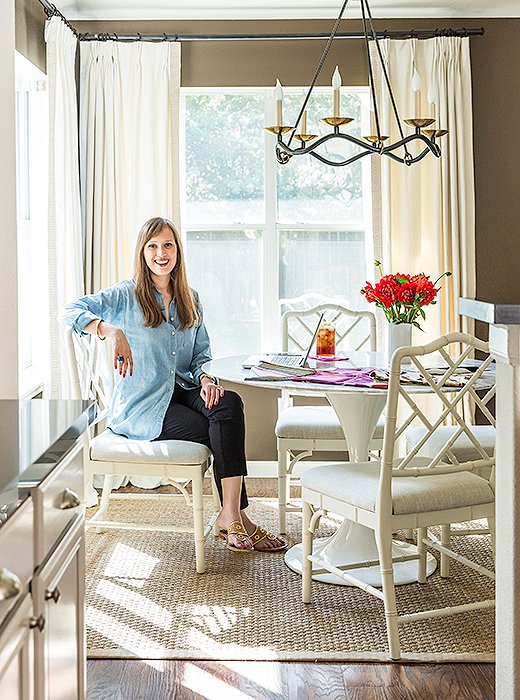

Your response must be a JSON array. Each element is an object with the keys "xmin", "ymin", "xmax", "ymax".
[
  {"xmin": 79, "ymin": 41, "xmax": 180, "ymax": 493},
  {"xmin": 373, "ymin": 37, "xmax": 475, "ymax": 342},
  {"xmin": 80, "ymin": 41, "xmax": 179, "ymax": 293},
  {"xmin": 45, "ymin": 17, "xmax": 84, "ymax": 398}
]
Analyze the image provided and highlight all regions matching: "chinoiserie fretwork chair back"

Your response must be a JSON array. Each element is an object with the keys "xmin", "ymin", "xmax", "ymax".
[
  {"xmin": 383, "ymin": 333, "xmax": 496, "ymax": 478},
  {"xmin": 401, "ymin": 332, "xmax": 496, "ymax": 565},
  {"xmin": 66, "ymin": 326, "xmax": 113, "ymax": 420},
  {"xmin": 63, "ymin": 326, "xmax": 219, "ymax": 574},
  {"xmin": 276, "ymin": 302, "xmax": 378, "ymax": 533},
  {"xmin": 301, "ymin": 332, "xmax": 496, "ymax": 660},
  {"xmin": 282, "ymin": 304, "xmax": 377, "ymax": 354},
  {"xmin": 279, "ymin": 291, "xmax": 345, "ymax": 317}
]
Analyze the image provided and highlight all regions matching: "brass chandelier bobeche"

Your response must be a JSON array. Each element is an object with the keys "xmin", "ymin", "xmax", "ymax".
[{"xmin": 265, "ymin": 0, "xmax": 447, "ymax": 168}]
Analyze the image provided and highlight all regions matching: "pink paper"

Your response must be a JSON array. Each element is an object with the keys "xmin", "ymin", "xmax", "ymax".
[
  {"xmin": 309, "ymin": 354, "xmax": 350, "ymax": 362},
  {"xmin": 291, "ymin": 368, "xmax": 388, "ymax": 388}
]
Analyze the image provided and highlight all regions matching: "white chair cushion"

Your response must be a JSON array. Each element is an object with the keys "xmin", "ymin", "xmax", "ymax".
[
  {"xmin": 301, "ymin": 461, "xmax": 495, "ymax": 515},
  {"xmin": 405, "ymin": 425, "xmax": 495, "ymax": 462},
  {"xmin": 276, "ymin": 405, "xmax": 385, "ymax": 440},
  {"xmin": 91, "ymin": 429, "xmax": 212, "ymax": 465}
]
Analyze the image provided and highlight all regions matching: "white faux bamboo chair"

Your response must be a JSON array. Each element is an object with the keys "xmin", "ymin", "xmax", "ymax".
[
  {"xmin": 64, "ymin": 326, "xmax": 220, "ymax": 574},
  {"xmin": 276, "ymin": 303, "xmax": 379, "ymax": 532},
  {"xmin": 301, "ymin": 333, "xmax": 495, "ymax": 660},
  {"xmin": 405, "ymin": 384, "xmax": 496, "ymax": 574}
]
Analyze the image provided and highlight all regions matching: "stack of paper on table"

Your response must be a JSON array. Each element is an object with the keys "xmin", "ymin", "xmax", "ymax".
[
  {"xmin": 245, "ymin": 364, "xmax": 316, "ymax": 382},
  {"xmin": 289, "ymin": 367, "xmax": 477, "ymax": 388},
  {"xmin": 255, "ymin": 361, "xmax": 316, "ymax": 377},
  {"xmin": 290, "ymin": 368, "xmax": 388, "ymax": 387}
]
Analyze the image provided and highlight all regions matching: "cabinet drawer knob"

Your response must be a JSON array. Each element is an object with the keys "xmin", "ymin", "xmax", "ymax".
[
  {"xmin": 60, "ymin": 488, "xmax": 81, "ymax": 510},
  {"xmin": 29, "ymin": 614, "xmax": 45, "ymax": 632},
  {"xmin": 45, "ymin": 587, "xmax": 61, "ymax": 604},
  {"xmin": 0, "ymin": 567, "xmax": 21, "ymax": 600}
]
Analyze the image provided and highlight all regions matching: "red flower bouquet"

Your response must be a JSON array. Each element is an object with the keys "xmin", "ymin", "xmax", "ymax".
[{"xmin": 361, "ymin": 261, "xmax": 451, "ymax": 328}]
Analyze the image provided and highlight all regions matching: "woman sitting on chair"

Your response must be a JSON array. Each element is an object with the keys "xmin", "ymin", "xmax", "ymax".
[{"xmin": 59, "ymin": 216, "xmax": 286, "ymax": 553}]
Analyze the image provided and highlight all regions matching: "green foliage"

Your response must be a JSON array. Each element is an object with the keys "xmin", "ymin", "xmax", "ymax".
[
  {"xmin": 185, "ymin": 91, "xmax": 364, "ymax": 206},
  {"xmin": 186, "ymin": 94, "xmax": 265, "ymax": 203}
]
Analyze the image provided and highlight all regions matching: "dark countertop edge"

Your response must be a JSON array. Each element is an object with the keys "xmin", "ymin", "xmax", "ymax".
[
  {"xmin": 459, "ymin": 298, "xmax": 520, "ymax": 325},
  {"xmin": 0, "ymin": 401, "xmax": 97, "ymax": 531},
  {"xmin": 30, "ymin": 401, "xmax": 97, "ymax": 467}
]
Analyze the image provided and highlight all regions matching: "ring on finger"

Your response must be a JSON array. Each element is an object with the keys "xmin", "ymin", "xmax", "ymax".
[{"xmin": 117, "ymin": 355, "xmax": 125, "ymax": 362}]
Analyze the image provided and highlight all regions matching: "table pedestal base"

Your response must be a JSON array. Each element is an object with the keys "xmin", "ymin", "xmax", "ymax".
[{"xmin": 284, "ymin": 520, "xmax": 437, "ymax": 586}]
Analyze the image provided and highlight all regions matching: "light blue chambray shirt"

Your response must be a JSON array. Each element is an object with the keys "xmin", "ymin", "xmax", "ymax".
[{"xmin": 58, "ymin": 279, "xmax": 212, "ymax": 440}]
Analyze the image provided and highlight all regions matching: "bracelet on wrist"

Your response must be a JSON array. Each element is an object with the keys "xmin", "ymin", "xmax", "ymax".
[
  {"xmin": 95, "ymin": 319, "xmax": 106, "ymax": 341},
  {"xmin": 200, "ymin": 373, "xmax": 216, "ymax": 385}
]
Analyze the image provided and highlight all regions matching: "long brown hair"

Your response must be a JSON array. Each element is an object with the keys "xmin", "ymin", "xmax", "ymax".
[{"xmin": 134, "ymin": 217, "xmax": 200, "ymax": 329}]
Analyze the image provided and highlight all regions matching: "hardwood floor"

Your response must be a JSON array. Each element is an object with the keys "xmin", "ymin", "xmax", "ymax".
[{"xmin": 87, "ymin": 660, "xmax": 495, "ymax": 700}]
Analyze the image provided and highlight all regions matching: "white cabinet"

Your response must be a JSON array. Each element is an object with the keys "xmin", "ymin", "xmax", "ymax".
[
  {"xmin": 32, "ymin": 441, "xmax": 83, "ymax": 566},
  {"xmin": 0, "ymin": 431, "xmax": 87, "ymax": 700},
  {"xmin": 0, "ymin": 594, "xmax": 34, "ymax": 700},
  {"xmin": 32, "ymin": 516, "xmax": 85, "ymax": 700},
  {"xmin": 0, "ymin": 497, "xmax": 35, "ymax": 700}
]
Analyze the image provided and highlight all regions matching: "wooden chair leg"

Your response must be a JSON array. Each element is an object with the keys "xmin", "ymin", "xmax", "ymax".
[
  {"xmin": 192, "ymin": 474, "xmax": 206, "ymax": 574},
  {"xmin": 440, "ymin": 523, "xmax": 451, "ymax": 577},
  {"xmin": 278, "ymin": 449, "xmax": 289, "ymax": 533},
  {"xmin": 377, "ymin": 530, "xmax": 401, "ymax": 661},
  {"xmin": 302, "ymin": 501, "xmax": 313, "ymax": 604},
  {"xmin": 93, "ymin": 474, "xmax": 117, "ymax": 533},
  {"xmin": 417, "ymin": 527, "xmax": 427, "ymax": 583}
]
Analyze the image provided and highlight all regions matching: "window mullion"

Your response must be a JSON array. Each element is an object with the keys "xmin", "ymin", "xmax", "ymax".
[{"xmin": 263, "ymin": 88, "xmax": 279, "ymax": 351}]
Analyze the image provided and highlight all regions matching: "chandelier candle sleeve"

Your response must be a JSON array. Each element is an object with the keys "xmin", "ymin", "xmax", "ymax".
[
  {"xmin": 370, "ymin": 101, "xmax": 376, "ymax": 136},
  {"xmin": 301, "ymin": 109, "xmax": 308, "ymax": 134},
  {"xmin": 332, "ymin": 66, "xmax": 341, "ymax": 118},
  {"xmin": 428, "ymin": 83, "xmax": 437, "ymax": 121},
  {"xmin": 275, "ymin": 79, "xmax": 283, "ymax": 127},
  {"xmin": 412, "ymin": 67, "xmax": 422, "ymax": 118}
]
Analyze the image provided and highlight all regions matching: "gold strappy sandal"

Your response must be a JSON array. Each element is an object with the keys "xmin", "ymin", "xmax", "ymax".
[
  {"xmin": 249, "ymin": 525, "xmax": 287, "ymax": 552},
  {"xmin": 218, "ymin": 521, "xmax": 253, "ymax": 552}
]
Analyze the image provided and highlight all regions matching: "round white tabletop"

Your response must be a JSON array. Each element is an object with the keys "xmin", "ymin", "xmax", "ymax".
[{"xmin": 202, "ymin": 354, "xmax": 441, "ymax": 587}]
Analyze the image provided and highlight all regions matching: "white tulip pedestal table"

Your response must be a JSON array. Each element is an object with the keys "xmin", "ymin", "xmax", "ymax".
[{"xmin": 202, "ymin": 353, "xmax": 438, "ymax": 587}]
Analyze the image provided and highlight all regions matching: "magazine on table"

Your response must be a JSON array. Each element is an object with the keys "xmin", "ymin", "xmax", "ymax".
[{"xmin": 244, "ymin": 363, "xmax": 316, "ymax": 382}]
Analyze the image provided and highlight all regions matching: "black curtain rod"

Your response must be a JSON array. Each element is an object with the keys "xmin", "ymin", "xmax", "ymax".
[
  {"xmin": 39, "ymin": 1, "xmax": 484, "ymax": 43},
  {"xmin": 78, "ymin": 28, "xmax": 484, "ymax": 42}
]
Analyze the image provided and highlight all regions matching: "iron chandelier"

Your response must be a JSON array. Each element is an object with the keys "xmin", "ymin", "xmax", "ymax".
[{"xmin": 265, "ymin": 0, "xmax": 447, "ymax": 168}]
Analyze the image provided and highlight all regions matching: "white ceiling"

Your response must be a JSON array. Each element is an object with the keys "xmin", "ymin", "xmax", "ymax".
[{"xmin": 57, "ymin": 0, "xmax": 520, "ymax": 21}]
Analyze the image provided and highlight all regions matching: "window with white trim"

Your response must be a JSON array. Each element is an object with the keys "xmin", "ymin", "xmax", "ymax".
[
  {"xmin": 15, "ymin": 52, "xmax": 49, "ymax": 398},
  {"xmin": 181, "ymin": 86, "xmax": 374, "ymax": 357}
]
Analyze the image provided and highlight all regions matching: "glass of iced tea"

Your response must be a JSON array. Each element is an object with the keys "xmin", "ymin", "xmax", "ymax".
[{"xmin": 316, "ymin": 322, "xmax": 336, "ymax": 358}]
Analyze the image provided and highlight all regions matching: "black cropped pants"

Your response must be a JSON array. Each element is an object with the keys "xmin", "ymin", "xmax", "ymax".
[{"xmin": 155, "ymin": 383, "xmax": 249, "ymax": 511}]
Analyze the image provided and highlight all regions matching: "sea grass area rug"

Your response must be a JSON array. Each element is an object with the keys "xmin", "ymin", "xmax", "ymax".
[{"xmin": 85, "ymin": 494, "xmax": 495, "ymax": 662}]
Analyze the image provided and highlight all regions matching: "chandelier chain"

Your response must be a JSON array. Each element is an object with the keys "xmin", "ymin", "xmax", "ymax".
[
  {"xmin": 288, "ymin": 0, "xmax": 350, "ymax": 148},
  {"xmin": 360, "ymin": 2, "xmax": 382, "ymax": 142},
  {"xmin": 363, "ymin": 0, "xmax": 409, "ymax": 148}
]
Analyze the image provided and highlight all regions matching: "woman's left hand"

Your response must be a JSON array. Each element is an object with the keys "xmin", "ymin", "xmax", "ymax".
[{"xmin": 200, "ymin": 377, "xmax": 224, "ymax": 409}]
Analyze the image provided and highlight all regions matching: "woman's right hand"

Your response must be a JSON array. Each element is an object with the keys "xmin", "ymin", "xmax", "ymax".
[
  {"xmin": 110, "ymin": 328, "xmax": 133, "ymax": 377},
  {"xmin": 96, "ymin": 321, "xmax": 133, "ymax": 377}
]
